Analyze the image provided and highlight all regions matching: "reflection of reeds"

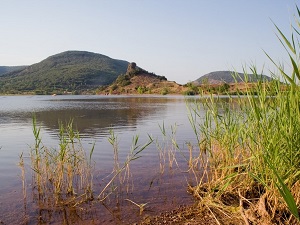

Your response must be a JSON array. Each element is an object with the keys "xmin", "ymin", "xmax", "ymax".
[{"xmin": 28, "ymin": 117, "xmax": 95, "ymax": 207}]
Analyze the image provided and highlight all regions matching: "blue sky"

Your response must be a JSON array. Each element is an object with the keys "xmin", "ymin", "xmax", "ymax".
[{"xmin": 0, "ymin": 0, "xmax": 298, "ymax": 84}]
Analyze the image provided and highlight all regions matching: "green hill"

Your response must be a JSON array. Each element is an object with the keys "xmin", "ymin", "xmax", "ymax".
[
  {"xmin": 194, "ymin": 71, "xmax": 272, "ymax": 85},
  {"xmin": 0, "ymin": 51, "xmax": 128, "ymax": 94}
]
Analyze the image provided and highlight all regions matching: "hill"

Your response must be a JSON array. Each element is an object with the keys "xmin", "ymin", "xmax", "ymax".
[
  {"xmin": 193, "ymin": 71, "xmax": 272, "ymax": 85},
  {"xmin": 98, "ymin": 62, "xmax": 187, "ymax": 95},
  {"xmin": 0, "ymin": 66, "xmax": 27, "ymax": 76},
  {"xmin": 0, "ymin": 51, "xmax": 128, "ymax": 94}
]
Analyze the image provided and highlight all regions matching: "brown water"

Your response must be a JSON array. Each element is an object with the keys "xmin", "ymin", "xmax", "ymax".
[{"xmin": 0, "ymin": 95, "xmax": 205, "ymax": 224}]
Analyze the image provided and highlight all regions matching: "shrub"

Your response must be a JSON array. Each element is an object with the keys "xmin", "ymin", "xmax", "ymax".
[{"xmin": 161, "ymin": 87, "xmax": 169, "ymax": 95}]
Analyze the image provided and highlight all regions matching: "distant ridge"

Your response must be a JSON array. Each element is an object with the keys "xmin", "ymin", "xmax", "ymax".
[
  {"xmin": 193, "ymin": 71, "xmax": 272, "ymax": 85},
  {"xmin": 0, "ymin": 51, "xmax": 129, "ymax": 94},
  {"xmin": 0, "ymin": 66, "xmax": 27, "ymax": 76}
]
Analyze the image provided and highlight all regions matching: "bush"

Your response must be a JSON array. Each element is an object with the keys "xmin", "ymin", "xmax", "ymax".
[
  {"xmin": 137, "ymin": 86, "xmax": 148, "ymax": 94},
  {"xmin": 161, "ymin": 87, "xmax": 169, "ymax": 95}
]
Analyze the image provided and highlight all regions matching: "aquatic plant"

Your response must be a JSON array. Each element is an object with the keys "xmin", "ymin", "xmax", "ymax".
[
  {"xmin": 156, "ymin": 122, "xmax": 180, "ymax": 174},
  {"xmin": 97, "ymin": 131, "xmax": 153, "ymax": 200},
  {"xmin": 27, "ymin": 117, "xmax": 95, "ymax": 207}
]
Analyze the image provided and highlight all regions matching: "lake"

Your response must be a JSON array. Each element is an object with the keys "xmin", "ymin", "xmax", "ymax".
[{"xmin": 0, "ymin": 95, "xmax": 205, "ymax": 224}]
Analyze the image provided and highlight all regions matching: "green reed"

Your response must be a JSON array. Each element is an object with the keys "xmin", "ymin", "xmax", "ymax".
[
  {"xmin": 185, "ymin": 7, "xmax": 300, "ymax": 224},
  {"xmin": 97, "ymin": 131, "xmax": 153, "ymax": 201},
  {"xmin": 156, "ymin": 122, "xmax": 181, "ymax": 174},
  {"xmin": 22, "ymin": 116, "xmax": 154, "ymax": 213},
  {"xmin": 187, "ymin": 74, "xmax": 299, "ymax": 224},
  {"xmin": 28, "ymin": 117, "xmax": 95, "ymax": 206}
]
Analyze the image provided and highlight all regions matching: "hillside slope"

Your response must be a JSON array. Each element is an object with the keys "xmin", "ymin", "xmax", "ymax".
[
  {"xmin": 0, "ymin": 66, "xmax": 27, "ymax": 76},
  {"xmin": 194, "ymin": 71, "xmax": 272, "ymax": 85},
  {"xmin": 0, "ymin": 51, "xmax": 128, "ymax": 94}
]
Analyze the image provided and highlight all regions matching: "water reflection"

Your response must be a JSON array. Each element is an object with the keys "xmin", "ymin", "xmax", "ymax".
[
  {"xmin": 0, "ymin": 95, "xmax": 207, "ymax": 224},
  {"xmin": 0, "ymin": 96, "xmax": 186, "ymax": 136}
]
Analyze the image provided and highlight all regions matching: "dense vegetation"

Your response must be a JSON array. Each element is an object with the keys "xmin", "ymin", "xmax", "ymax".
[{"xmin": 0, "ymin": 51, "xmax": 128, "ymax": 94}]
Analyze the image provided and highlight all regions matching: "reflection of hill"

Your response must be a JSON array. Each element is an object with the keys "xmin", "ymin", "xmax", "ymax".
[{"xmin": 34, "ymin": 96, "xmax": 183, "ymax": 137}]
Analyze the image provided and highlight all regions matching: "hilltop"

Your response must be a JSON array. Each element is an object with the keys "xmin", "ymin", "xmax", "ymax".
[
  {"xmin": 0, "ymin": 51, "xmax": 128, "ymax": 94},
  {"xmin": 98, "ymin": 62, "xmax": 187, "ymax": 95},
  {"xmin": 180, "ymin": 71, "xmax": 274, "ymax": 95},
  {"xmin": 193, "ymin": 71, "xmax": 272, "ymax": 85}
]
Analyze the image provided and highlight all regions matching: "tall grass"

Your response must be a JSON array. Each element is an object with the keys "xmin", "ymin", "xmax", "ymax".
[
  {"xmin": 27, "ymin": 117, "xmax": 95, "ymax": 207},
  {"xmin": 21, "ymin": 115, "xmax": 154, "ymax": 206},
  {"xmin": 186, "ymin": 8, "xmax": 300, "ymax": 225}
]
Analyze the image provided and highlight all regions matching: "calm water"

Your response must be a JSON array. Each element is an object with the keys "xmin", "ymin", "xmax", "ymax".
[{"xmin": 0, "ymin": 95, "xmax": 204, "ymax": 224}]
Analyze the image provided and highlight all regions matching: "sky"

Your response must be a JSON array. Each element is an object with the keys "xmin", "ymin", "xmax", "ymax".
[{"xmin": 0, "ymin": 0, "xmax": 298, "ymax": 84}]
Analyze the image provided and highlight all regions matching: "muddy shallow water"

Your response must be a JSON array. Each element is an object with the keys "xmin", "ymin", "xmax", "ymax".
[{"xmin": 0, "ymin": 95, "xmax": 205, "ymax": 224}]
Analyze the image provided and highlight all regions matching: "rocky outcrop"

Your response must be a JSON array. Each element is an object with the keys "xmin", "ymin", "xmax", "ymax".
[{"xmin": 127, "ymin": 62, "xmax": 137, "ymax": 74}]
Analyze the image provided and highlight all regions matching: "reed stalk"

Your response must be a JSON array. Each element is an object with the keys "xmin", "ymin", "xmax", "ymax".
[
  {"xmin": 97, "ymin": 131, "xmax": 153, "ymax": 200},
  {"xmin": 18, "ymin": 153, "xmax": 27, "ymax": 204},
  {"xmin": 28, "ymin": 118, "xmax": 95, "ymax": 207},
  {"xmin": 156, "ymin": 122, "xmax": 181, "ymax": 174}
]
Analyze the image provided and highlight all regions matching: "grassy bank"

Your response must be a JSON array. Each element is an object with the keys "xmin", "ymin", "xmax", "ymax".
[{"xmin": 182, "ymin": 9, "xmax": 300, "ymax": 225}]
